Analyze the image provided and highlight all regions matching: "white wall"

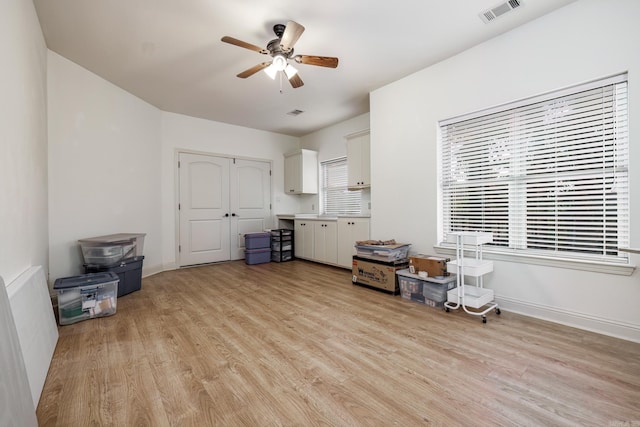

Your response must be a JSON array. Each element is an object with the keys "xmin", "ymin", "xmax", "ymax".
[
  {"xmin": 0, "ymin": 0, "xmax": 48, "ymax": 422},
  {"xmin": 47, "ymin": 51, "xmax": 163, "ymax": 281},
  {"xmin": 47, "ymin": 53, "xmax": 301, "ymax": 278},
  {"xmin": 370, "ymin": 0, "xmax": 640, "ymax": 341},
  {"xmin": 160, "ymin": 112, "xmax": 299, "ymax": 270},
  {"xmin": 299, "ymin": 113, "xmax": 371, "ymax": 214},
  {"xmin": 0, "ymin": 0, "xmax": 48, "ymax": 287}
]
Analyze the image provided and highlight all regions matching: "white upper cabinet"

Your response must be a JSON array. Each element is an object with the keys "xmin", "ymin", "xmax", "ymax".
[
  {"xmin": 284, "ymin": 149, "xmax": 318, "ymax": 194},
  {"xmin": 346, "ymin": 130, "xmax": 370, "ymax": 189}
]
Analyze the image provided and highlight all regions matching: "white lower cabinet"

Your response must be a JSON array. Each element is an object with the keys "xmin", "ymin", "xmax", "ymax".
[
  {"xmin": 313, "ymin": 221, "xmax": 338, "ymax": 264},
  {"xmin": 337, "ymin": 218, "xmax": 370, "ymax": 268},
  {"xmin": 294, "ymin": 218, "xmax": 369, "ymax": 268},
  {"xmin": 294, "ymin": 221, "xmax": 314, "ymax": 259}
]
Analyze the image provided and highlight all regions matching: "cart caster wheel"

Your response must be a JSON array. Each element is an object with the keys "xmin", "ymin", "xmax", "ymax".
[
  {"xmin": 445, "ymin": 307, "xmax": 450, "ymax": 312},
  {"xmin": 496, "ymin": 308, "xmax": 501, "ymax": 315},
  {"xmin": 482, "ymin": 316, "xmax": 487, "ymax": 324}
]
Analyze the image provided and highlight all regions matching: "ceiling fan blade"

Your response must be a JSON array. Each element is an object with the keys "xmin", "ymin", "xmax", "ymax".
[
  {"xmin": 280, "ymin": 21, "xmax": 305, "ymax": 52},
  {"xmin": 237, "ymin": 62, "xmax": 271, "ymax": 78},
  {"xmin": 293, "ymin": 55, "xmax": 339, "ymax": 68},
  {"xmin": 289, "ymin": 73, "xmax": 304, "ymax": 88},
  {"xmin": 221, "ymin": 36, "xmax": 268, "ymax": 54}
]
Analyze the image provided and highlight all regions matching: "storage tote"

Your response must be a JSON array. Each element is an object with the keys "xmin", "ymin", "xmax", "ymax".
[{"xmin": 54, "ymin": 272, "xmax": 119, "ymax": 325}]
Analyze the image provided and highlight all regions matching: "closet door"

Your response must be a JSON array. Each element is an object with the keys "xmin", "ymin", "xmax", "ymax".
[
  {"xmin": 178, "ymin": 153, "xmax": 230, "ymax": 266},
  {"xmin": 229, "ymin": 159, "xmax": 272, "ymax": 260}
]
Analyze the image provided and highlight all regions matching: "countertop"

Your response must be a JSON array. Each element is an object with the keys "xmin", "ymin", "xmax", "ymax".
[{"xmin": 277, "ymin": 213, "xmax": 370, "ymax": 221}]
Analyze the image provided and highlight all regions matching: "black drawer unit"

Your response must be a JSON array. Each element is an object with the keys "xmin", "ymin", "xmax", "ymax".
[{"xmin": 270, "ymin": 229, "xmax": 294, "ymax": 262}]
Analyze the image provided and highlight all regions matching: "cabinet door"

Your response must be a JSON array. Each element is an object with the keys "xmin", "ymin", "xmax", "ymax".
[
  {"xmin": 347, "ymin": 131, "xmax": 370, "ymax": 188},
  {"xmin": 294, "ymin": 221, "xmax": 314, "ymax": 259},
  {"xmin": 313, "ymin": 221, "xmax": 338, "ymax": 264},
  {"xmin": 337, "ymin": 218, "xmax": 370, "ymax": 268},
  {"xmin": 360, "ymin": 137, "xmax": 370, "ymax": 186},
  {"xmin": 284, "ymin": 152, "xmax": 300, "ymax": 194},
  {"xmin": 284, "ymin": 149, "xmax": 318, "ymax": 194}
]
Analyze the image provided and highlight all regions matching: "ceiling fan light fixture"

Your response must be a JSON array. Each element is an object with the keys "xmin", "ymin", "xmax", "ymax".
[
  {"xmin": 284, "ymin": 64, "xmax": 298, "ymax": 79},
  {"xmin": 272, "ymin": 55, "xmax": 287, "ymax": 71},
  {"xmin": 264, "ymin": 64, "xmax": 278, "ymax": 79}
]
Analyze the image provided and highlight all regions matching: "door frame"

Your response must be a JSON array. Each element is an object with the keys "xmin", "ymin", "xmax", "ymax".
[{"xmin": 174, "ymin": 149, "xmax": 274, "ymax": 267}]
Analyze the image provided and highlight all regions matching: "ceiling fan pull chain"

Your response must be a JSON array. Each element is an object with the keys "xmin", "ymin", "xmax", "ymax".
[{"xmin": 279, "ymin": 72, "xmax": 283, "ymax": 94}]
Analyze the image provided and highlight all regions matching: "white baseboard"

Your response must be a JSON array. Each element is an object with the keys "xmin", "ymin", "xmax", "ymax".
[
  {"xmin": 141, "ymin": 263, "xmax": 167, "ymax": 278},
  {"xmin": 495, "ymin": 295, "xmax": 640, "ymax": 343}
]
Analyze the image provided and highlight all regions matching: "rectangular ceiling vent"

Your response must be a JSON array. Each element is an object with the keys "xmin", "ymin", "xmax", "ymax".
[
  {"xmin": 287, "ymin": 109, "xmax": 304, "ymax": 116},
  {"xmin": 480, "ymin": 0, "xmax": 522, "ymax": 24}
]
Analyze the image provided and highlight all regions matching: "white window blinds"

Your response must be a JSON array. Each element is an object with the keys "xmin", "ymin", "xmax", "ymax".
[
  {"xmin": 439, "ymin": 74, "xmax": 629, "ymax": 262},
  {"xmin": 321, "ymin": 157, "xmax": 362, "ymax": 216}
]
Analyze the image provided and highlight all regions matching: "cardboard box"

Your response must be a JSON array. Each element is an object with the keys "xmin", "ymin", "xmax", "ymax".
[
  {"xmin": 409, "ymin": 254, "xmax": 451, "ymax": 277},
  {"xmin": 352, "ymin": 256, "xmax": 408, "ymax": 293}
]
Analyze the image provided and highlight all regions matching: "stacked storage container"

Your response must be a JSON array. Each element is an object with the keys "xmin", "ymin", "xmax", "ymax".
[
  {"xmin": 351, "ymin": 243, "xmax": 411, "ymax": 294},
  {"xmin": 79, "ymin": 233, "xmax": 146, "ymax": 298},
  {"xmin": 54, "ymin": 272, "xmax": 119, "ymax": 325},
  {"xmin": 270, "ymin": 229, "xmax": 294, "ymax": 262},
  {"xmin": 244, "ymin": 232, "xmax": 271, "ymax": 264},
  {"xmin": 396, "ymin": 269, "xmax": 457, "ymax": 309}
]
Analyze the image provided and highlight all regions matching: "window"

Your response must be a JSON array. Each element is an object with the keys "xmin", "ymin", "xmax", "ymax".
[
  {"xmin": 321, "ymin": 157, "xmax": 362, "ymax": 216},
  {"xmin": 439, "ymin": 74, "xmax": 629, "ymax": 263}
]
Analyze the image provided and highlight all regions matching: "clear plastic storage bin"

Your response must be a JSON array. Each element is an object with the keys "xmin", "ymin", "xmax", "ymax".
[
  {"xmin": 78, "ymin": 233, "xmax": 145, "ymax": 266},
  {"xmin": 54, "ymin": 272, "xmax": 119, "ymax": 325}
]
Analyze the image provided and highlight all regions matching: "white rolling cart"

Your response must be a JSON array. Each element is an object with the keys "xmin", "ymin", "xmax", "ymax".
[{"xmin": 444, "ymin": 231, "xmax": 501, "ymax": 323}]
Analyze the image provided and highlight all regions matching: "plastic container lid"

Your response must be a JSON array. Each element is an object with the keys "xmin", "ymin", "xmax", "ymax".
[
  {"xmin": 245, "ymin": 232, "xmax": 270, "ymax": 238},
  {"xmin": 78, "ymin": 233, "xmax": 146, "ymax": 244},
  {"xmin": 53, "ymin": 272, "xmax": 119, "ymax": 290}
]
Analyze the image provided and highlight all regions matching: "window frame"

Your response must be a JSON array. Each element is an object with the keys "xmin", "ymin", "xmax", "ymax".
[
  {"xmin": 320, "ymin": 156, "xmax": 362, "ymax": 216},
  {"xmin": 436, "ymin": 74, "xmax": 633, "ymax": 275}
]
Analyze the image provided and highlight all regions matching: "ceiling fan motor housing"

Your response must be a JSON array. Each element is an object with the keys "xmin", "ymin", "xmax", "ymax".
[
  {"xmin": 267, "ymin": 38, "xmax": 293, "ymax": 58},
  {"xmin": 273, "ymin": 24, "xmax": 286, "ymax": 38}
]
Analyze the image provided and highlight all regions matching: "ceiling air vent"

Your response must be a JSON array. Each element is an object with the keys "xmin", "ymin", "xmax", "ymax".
[
  {"xmin": 287, "ymin": 109, "xmax": 304, "ymax": 116},
  {"xmin": 480, "ymin": 0, "xmax": 522, "ymax": 24}
]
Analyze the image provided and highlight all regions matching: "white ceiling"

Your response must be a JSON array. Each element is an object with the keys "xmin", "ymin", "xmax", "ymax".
[{"xmin": 33, "ymin": 0, "xmax": 576, "ymax": 137}]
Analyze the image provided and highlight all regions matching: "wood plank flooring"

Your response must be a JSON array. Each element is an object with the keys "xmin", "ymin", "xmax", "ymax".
[{"xmin": 37, "ymin": 260, "xmax": 640, "ymax": 426}]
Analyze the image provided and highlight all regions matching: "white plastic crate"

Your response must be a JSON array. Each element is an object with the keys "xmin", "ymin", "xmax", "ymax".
[
  {"xmin": 447, "ymin": 259, "xmax": 493, "ymax": 277},
  {"xmin": 446, "ymin": 285, "xmax": 494, "ymax": 309}
]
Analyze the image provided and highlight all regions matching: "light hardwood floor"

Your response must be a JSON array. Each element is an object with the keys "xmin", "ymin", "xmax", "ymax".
[{"xmin": 37, "ymin": 260, "xmax": 640, "ymax": 426}]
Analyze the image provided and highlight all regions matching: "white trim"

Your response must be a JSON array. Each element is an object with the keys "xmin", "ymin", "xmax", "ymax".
[
  {"xmin": 141, "ymin": 264, "xmax": 165, "ymax": 278},
  {"xmin": 345, "ymin": 129, "xmax": 370, "ymax": 140},
  {"xmin": 434, "ymin": 244, "xmax": 635, "ymax": 276},
  {"xmin": 495, "ymin": 295, "xmax": 640, "ymax": 343}
]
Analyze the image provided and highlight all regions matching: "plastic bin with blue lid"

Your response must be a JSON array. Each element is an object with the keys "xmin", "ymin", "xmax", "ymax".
[
  {"xmin": 244, "ymin": 232, "xmax": 271, "ymax": 249},
  {"xmin": 53, "ymin": 272, "xmax": 119, "ymax": 325}
]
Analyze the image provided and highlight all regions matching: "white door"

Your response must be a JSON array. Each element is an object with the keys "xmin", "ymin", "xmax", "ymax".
[
  {"xmin": 179, "ymin": 153, "xmax": 272, "ymax": 266},
  {"xmin": 179, "ymin": 153, "xmax": 230, "ymax": 266},
  {"xmin": 229, "ymin": 158, "xmax": 272, "ymax": 259}
]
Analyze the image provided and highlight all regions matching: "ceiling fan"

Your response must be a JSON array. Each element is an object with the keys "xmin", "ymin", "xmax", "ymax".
[{"xmin": 221, "ymin": 21, "xmax": 339, "ymax": 89}]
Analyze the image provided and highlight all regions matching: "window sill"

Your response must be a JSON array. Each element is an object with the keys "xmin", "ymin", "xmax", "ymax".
[{"xmin": 433, "ymin": 245, "xmax": 636, "ymax": 276}]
